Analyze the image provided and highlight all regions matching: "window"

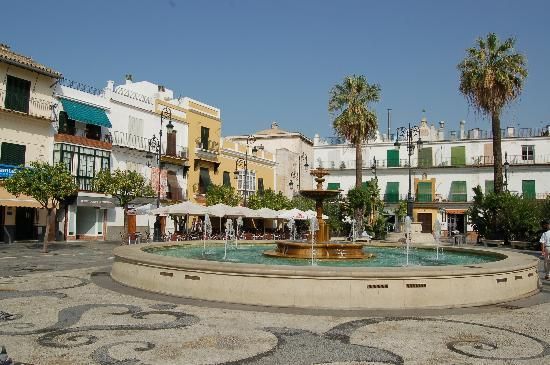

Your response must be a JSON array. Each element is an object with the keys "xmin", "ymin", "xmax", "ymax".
[
  {"xmin": 327, "ymin": 182, "xmax": 340, "ymax": 190},
  {"xmin": 223, "ymin": 171, "xmax": 231, "ymax": 187},
  {"xmin": 258, "ymin": 178, "xmax": 264, "ymax": 193},
  {"xmin": 451, "ymin": 146, "xmax": 466, "ymax": 166},
  {"xmin": 522, "ymin": 145, "xmax": 534, "ymax": 161},
  {"xmin": 200, "ymin": 127, "xmax": 209, "ymax": 150},
  {"xmin": 522, "ymin": 180, "xmax": 536, "ymax": 200},
  {"xmin": 385, "ymin": 182, "xmax": 399, "ymax": 203},
  {"xmin": 128, "ymin": 115, "xmax": 144, "ymax": 137},
  {"xmin": 237, "ymin": 170, "xmax": 256, "ymax": 196},
  {"xmin": 53, "ymin": 143, "xmax": 110, "ymax": 191},
  {"xmin": 0, "ymin": 143, "xmax": 26, "ymax": 166},
  {"xmin": 5, "ymin": 75, "xmax": 30, "ymax": 113},
  {"xmin": 58, "ymin": 111, "xmax": 76, "ymax": 135},
  {"xmin": 485, "ymin": 180, "xmax": 494, "ymax": 194},
  {"xmin": 450, "ymin": 181, "xmax": 467, "ymax": 202},
  {"xmin": 198, "ymin": 167, "xmax": 211, "ymax": 194},
  {"xmin": 416, "ymin": 181, "xmax": 432, "ymax": 202},
  {"xmin": 418, "ymin": 147, "xmax": 432, "ymax": 167},
  {"xmin": 86, "ymin": 124, "xmax": 102, "ymax": 140},
  {"xmin": 387, "ymin": 149, "xmax": 399, "ymax": 167}
]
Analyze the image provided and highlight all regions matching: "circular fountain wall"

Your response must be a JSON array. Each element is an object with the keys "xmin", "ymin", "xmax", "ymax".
[{"xmin": 111, "ymin": 242, "xmax": 540, "ymax": 310}]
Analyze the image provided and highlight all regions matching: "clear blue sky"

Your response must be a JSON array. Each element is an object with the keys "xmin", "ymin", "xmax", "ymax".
[{"xmin": 3, "ymin": 0, "xmax": 549, "ymax": 138}]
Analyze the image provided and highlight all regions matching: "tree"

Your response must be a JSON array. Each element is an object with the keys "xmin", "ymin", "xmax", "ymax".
[
  {"xmin": 458, "ymin": 33, "xmax": 527, "ymax": 194},
  {"xmin": 93, "ymin": 169, "xmax": 155, "ymax": 234},
  {"xmin": 248, "ymin": 188, "xmax": 291, "ymax": 210},
  {"xmin": 205, "ymin": 184, "xmax": 241, "ymax": 206},
  {"xmin": 289, "ymin": 195, "xmax": 315, "ymax": 212},
  {"xmin": 3, "ymin": 162, "xmax": 77, "ymax": 252},
  {"xmin": 329, "ymin": 75, "xmax": 380, "ymax": 228}
]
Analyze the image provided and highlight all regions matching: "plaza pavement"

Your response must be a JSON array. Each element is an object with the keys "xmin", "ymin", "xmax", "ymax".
[{"xmin": 0, "ymin": 241, "xmax": 549, "ymax": 365}]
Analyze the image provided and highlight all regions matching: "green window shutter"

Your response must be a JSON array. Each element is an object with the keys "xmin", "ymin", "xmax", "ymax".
[
  {"xmin": 387, "ymin": 149, "xmax": 399, "ymax": 167},
  {"xmin": 0, "ymin": 142, "xmax": 26, "ymax": 166},
  {"xmin": 417, "ymin": 181, "xmax": 432, "ymax": 202},
  {"xmin": 522, "ymin": 180, "xmax": 536, "ymax": 199},
  {"xmin": 327, "ymin": 182, "xmax": 340, "ymax": 190},
  {"xmin": 385, "ymin": 182, "xmax": 399, "ymax": 202},
  {"xmin": 5, "ymin": 75, "xmax": 30, "ymax": 113},
  {"xmin": 451, "ymin": 146, "xmax": 466, "ymax": 166},
  {"xmin": 418, "ymin": 147, "xmax": 432, "ymax": 167},
  {"xmin": 485, "ymin": 180, "xmax": 494, "ymax": 194},
  {"xmin": 222, "ymin": 171, "xmax": 231, "ymax": 187},
  {"xmin": 258, "ymin": 178, "xmax": 264, "ymax": 193},
  {"xmin": 450, "ymin": 181, "xmax": 467, "ymax": 202},
  {"xmin": 199, "ymin": 167, "xmax": 211, "ymax": 193},
  {"xmin": 200, "ymin": 127, "xmax": 209, "ymax": 149}
]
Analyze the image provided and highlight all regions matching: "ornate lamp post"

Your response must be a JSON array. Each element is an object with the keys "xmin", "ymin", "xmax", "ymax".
[
  {"xmin": 503, "ymin": 152, "xmax": 510, "ymax": 192},
  {"xmin": 394, "ymin": 122, "xmax": 423, "ymax": 218},
  {"xmin": 288, "ymin": 152, "xmax": 309, "ymax": 192},
  {"xmin": 233, "ymin": 135, "xmax": 263, "ymax": 206},
  {"xmin": 371, "ymin": 156, "xmax": 377, "ymax": 180},
  {"xmin": 146, "ymin": 107, "xmax": 173, "ymax": 208}
]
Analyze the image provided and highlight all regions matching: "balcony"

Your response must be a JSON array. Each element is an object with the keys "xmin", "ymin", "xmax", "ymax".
[
  {"xmin": 112, "ymin": 130, "xmax": 150, "ymax": 151},
  {"xmin": 165, "ymin": 188, "xmax": 184, "ymax": 202},
  {"xmin": 55, "ymin": 128, "xmax": 112, "ymax": 150},
  {"xmin": 0, "ymin": 89, "xmax": 56, "ymax": 120},
  {"xmin": 195, "ymin": 138, "xmax": 219, "ymax": 154},
  {"xmin": 160, "ymin": 145, "xmax": 189, "ymax": 166}
]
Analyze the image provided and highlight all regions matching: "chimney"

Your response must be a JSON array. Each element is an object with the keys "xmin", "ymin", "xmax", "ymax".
[
  {"xmin": 507, "ymin": 126, "xmax": 515, "ymax": 137},
  {"xmin": 106, "ymin": 80, "xmax": 114, "ymax": 91},
  {"xmin": 125, "ymin": 74, "xmax": 133, "ymax": 84},
  {"xmin": 166, "ymin": 130, "xmax": 177, "ymax": 156},
  {"xmin": 438, "ymin": 121, "xmax": 445, "ymax": 140},
  {"xmin": 271, "ymin": 122, "xmax": 279, "ymax": 129},
  {"xmin": 459, "ymin": 120, "xmax": 466, "ymax": 139},
  {"xmin": 450, "ymin": 130, "xmax": 457, "ymax": 140},
  {"xmin": 158, "ymin": 85, "xmax": 166, "ymax": 92}
]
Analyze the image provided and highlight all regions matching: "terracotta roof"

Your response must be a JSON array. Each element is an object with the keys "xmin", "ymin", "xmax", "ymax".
[{"xmin": 0, "ymin": 44, "xmax": 61, "ymax": 78}]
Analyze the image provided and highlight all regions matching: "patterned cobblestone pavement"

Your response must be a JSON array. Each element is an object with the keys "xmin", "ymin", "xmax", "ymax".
[{"xmin": 0, "ymin": 242, "xmax": 549, "ymax": 365}]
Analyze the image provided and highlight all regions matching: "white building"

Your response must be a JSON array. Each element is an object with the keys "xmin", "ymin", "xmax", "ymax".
[
  {"xmin": 227, "ymin": 122, "xmax": 314, "ymax": 198},
  {"xmin": 314, "ymin": 117, "xmax": 550, "ymax": 237}
]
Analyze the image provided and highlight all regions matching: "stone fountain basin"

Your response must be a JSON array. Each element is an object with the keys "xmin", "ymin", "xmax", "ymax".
[
  {"xmin": 299, "ymin": 189, "xmax": 340, "ymax": 200},
  {"xmin": 264, "ymin": 241, "xmax": 374, "ymax": 259},
  {"xmin": 111, "ymin": 242, "xmax": 540, "ymax": 310}
]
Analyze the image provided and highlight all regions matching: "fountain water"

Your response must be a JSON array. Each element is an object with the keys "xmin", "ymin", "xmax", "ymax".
[
  {"xmin": 404, "ymin": 216, "xmax": 412, "ymax": 266},
  {"xmin": 286, "ymin": 218, "xmax": 296, "ymax": 241},
  {"xmin": 235, "ymin": 216, "xmax": 243, "ymax": 248},
  {"xmin": 224, "ymin": 219, "xmax": 234, "ymax": 260},
  {"xmin": 433, "ymin": 219, "xmax": 442, "ymax": 260},
  {"xmin": 309, "ymin": 216, "xmax": 319, "ymax": 265},
  {"xmin": 202, "ymin": 214, "xmax": 212, "ymax": 255},
  {"xmin": 344, "ymin": 216, "xmax": 357, "ymax": 242},
  {"xmin": 265, "ymin": 169, "xmax": 373, "ymax": 259}
]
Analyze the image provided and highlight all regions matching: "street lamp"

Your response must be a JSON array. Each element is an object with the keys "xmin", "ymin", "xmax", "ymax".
[
  {"xmin": 233, "ymin": 135, "xmax": 263, "ymax": 206},
  {"xmin": 503, "ymin": 152, "xmax": 510, "ymax": 192},
  {"xmin": 371, "ymin": 156, "xmax": 377, "ymax": 179},
  {"xmin": 288, "ymin": 152, "xmax": 309, "ymax": 193},
  {"xmin": 146, "ymin": 107, "xmax": 174, "ymax": 208},
  {"xmin": 395, "ymin": 122, "xmax": 423, "ymax": 218}
]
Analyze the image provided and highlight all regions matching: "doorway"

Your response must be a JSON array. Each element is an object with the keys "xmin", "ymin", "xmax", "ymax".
[
  {"xmin": 448, "ymin": 214, "xmax": 466, "ymax": 234},
  {"xmin": 417, "ymin": 213, "xmax": 432, "ymax": 233},
  {"xmin": 15, "ymin": 207, "xmax": 35, "ymax": 240}
]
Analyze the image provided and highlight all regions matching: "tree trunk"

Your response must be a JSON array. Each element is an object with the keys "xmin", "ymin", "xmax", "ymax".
[
  {"xmin": 355, "ymin": 142, "xmax": 364, "ymax": 231},
  {"xmin": 492, "ymin": 112, "xmax": 504, "ymax": 194},
  {"xmin": 43, "ymin": 207, "xmax": 53, "ymax": 253},
  {"xmin": 123, "ymin": 204, "xmax": 129, "ymax": 238}
]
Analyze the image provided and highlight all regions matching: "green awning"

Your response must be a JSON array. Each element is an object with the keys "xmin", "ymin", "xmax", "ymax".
[{"xmin": 60, "ymin": 98, "xmax": 111, "ymax": 128}]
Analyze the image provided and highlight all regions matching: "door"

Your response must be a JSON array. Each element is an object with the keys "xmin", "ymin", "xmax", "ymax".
[
  {"xmin": 448, "ymin": 214, "xmax": 466, "ymax": 234},
  {"xmin": 127, "ymin": 214, "xmax": 136, "ymax": 235},
  {"xmin": 15, "ymin": 207, "xmax": 34, "ymax": 240},
  {"xmin": 417, "ymin": 213, "xmax": 432, "ymax": 233}
]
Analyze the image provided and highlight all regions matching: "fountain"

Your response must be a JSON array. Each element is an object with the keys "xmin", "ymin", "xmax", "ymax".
[
  {"xmin": 265, "ymin": 168, "xmax": 374, "ymax": 259},
  {"xmin": 433, "ymin": 219, "xmax": 442, "ymax": 260},
  {"xmin": 404, "ymin": 216, "xmax": 412, "ymax": 266},
  {"xmin": 223, "ymin": 218, "xmax": 234, "ymax": 260},
  {"xmin": 202, "ymin": 214, "xmax": 212, "ymax": 255}
]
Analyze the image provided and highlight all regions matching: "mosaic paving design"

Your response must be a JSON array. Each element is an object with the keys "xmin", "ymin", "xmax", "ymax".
[{"xmin": 1, "ymin": 268, "xmax": 549, "ymax": 364}]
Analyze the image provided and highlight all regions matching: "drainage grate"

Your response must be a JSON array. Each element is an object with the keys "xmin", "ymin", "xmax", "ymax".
[
  {"xmin": 159, "ymin": 271, "xmax": 174, "ymax": 277},
  {"xmin": 184, "ymin": 274, "xmax": 200, "ymax": 281},
  {"xmin": 367, "ymin": 284, "xmax": 388, "ymax": 289},
  {"xmin": 528, "ymin": 273, "xmax": 534, "ymax": 277},
  {"xmin": 406, "ymin": 283, "xmax": 427, "ymax": 288},
  {"xmin": 515, "ymin": 275, "xmax": 523, "ymax": 280},
  {"xmin": 496, "ymin": 278, "xmax": 508, "ymax": 283}
]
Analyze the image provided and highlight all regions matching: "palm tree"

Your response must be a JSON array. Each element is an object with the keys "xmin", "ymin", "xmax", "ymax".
[
  {"xmin": 328, "ymin": 75, "xmax": 381, "ymax": 189},
  {"xmin": 329, "ymin": 75, "xmax": 380, "ymax": 230},
  {"xmin": 458, "ymin": 33, "xmax": 527, "ymax": 194}
]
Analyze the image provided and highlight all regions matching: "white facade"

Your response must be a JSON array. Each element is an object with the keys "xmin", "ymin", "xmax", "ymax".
[{"xmin": 314, "ymin": 118, "xmax": 550, "ymax": 235}]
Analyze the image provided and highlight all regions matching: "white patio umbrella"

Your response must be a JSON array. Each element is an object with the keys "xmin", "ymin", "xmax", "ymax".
[
  {"xmin": 134, "ymin": 203, "xmax": 156, "ymax": 215},
  {"xmin": 206, "ymin": 203, "xmax": 230, "ymax": 217},
  {"xmin": 226, "ymin": 206, "xmax": 256, "ymax": 217},
  {"xmin": 304, "ymin": 209, "xmax": 329, "ymax": 220},
  {"xmin": 167, "ymin": 201, "xmax": 207, "ymax": 215},
  {"xmin": 255, "ymin": 207, "xmax": 278, "ymax": 219},
  {"xmin": 150, "ymin": 206, "xmax": 170, "ymax": 215},
  {"xmin": 277, "ymin": 208, "xmax": 308, "ymax": 220}
]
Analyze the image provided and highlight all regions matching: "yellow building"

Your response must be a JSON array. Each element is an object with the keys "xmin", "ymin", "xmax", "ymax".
[{"xmin": 154, "ymin": 96, "xmax": 276, "ymax": 205}]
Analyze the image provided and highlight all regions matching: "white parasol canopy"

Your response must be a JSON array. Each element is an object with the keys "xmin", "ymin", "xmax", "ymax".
[
  {"xmin": 149, "ymin": 205, "xmax": 170, "ymax": 215},
  {"xmin": 255, "ymin": 207, "xmax": 279, "ymax": 219},
  {"xmin": 277, "ymin": 208, "xmax": 308, "ymax": 220},
  {"xmin": 206, "ymin": 203, "xmax": 231, "ymax": 217},
  {"xmin": 134, "ymin": 203, "xmax": 157, "ymax": 215},
  {"xmin": 304, "ymin": 209, "xmax": 329, "ymax": 220},
  {"xmin": 167, "ymin": 201, "xmax": 207, "ymax": 215}
]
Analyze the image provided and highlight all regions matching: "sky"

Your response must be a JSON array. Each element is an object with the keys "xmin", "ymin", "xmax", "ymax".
[{"xmin": 3, "ymin": 0, "xmax": 549, "ymax": 138}]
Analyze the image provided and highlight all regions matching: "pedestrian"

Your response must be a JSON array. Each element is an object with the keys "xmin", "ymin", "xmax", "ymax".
[{"xmin": 539, "ymin": 219, "xmax": 550, "ymax": 280}]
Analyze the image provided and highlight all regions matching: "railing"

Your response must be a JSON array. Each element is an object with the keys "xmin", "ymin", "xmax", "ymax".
[
  {"xmin": 58, "ymin": 78, "xmax": 105, "ymax": 96},
  {"xmin": 0, "ymin": 89, "xmax": 56, "ymax": 120},
  {"xmin": 195, "ymin": 138, "xmax": 219, "ymax": 153},
  {"xmin": 161, "ymin": 144, "xmax": 188, "ymax": 159},
  {"xmin": 112, "ymin": 130, "xmax": 151, "ymax": 151},
  {"xmin": 112, "ymin": 87, "xmax": 153, "ymax": 105}
]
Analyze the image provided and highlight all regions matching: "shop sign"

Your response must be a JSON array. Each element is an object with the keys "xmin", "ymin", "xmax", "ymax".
[
  {"xmin": 0, "ymin": 164, "xmax": 18, "ymax": 179},
  {"xmin": 76, "ymin": 196, "xmax": 117, "ymax": 209}
]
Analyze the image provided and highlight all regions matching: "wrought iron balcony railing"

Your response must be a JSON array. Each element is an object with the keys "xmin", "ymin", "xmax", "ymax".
[{"xmin": 0, "ymin": 89, "xmax": 56, "ymax": 120}]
